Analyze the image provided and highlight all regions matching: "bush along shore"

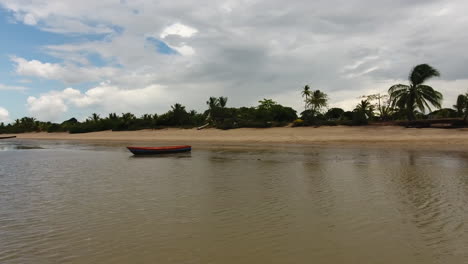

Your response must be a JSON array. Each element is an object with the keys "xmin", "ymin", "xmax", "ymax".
[{"xmin": 2, "ymin": 64, "xmax": 468, "ymax": 134}]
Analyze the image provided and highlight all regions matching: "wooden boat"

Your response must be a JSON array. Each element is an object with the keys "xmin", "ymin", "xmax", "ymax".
[
  {"xmin": 127, "ymin": 145, "xmax": 191, "ymax": 155},
  {"xmin": 0, "ymin": 136, "xmax": 16, "ymax": 139}
]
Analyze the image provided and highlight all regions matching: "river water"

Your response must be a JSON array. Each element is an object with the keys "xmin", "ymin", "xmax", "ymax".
[{"xmin": 0, "ymin": 140, "xmax": 467, "ymax": 263}]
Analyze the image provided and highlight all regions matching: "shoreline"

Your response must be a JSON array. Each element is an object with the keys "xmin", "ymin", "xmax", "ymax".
[{"xmin": 3, "ymin": 126, "xmax": 468, "ymax": 151}]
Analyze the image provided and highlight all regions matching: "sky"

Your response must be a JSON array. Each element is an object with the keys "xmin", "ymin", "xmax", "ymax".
[{"xmin": 1, "ymin": 0, "xmax": 468, "ymax": 123}]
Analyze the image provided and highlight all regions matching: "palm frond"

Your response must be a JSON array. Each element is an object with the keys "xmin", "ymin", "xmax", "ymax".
[
  {"xmin": 388, "ymin": 84, "xmax": 410, "ymax": 94},
  {"xmin": 409, "ymin": 64, "xmax": 440, "ymax": 86}
]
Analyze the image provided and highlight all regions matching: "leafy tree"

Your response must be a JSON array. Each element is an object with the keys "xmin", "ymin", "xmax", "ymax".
[
  {"xmin": 453, "ymin": 94, "xmax": 467, "ymax": 117},
  {"xmin": 325, "ymin": 108, "xmax": 344, "ymax": 120},
  {"xmin": 388, "ymin": 64, "xmax": 442, "ymax": 120},
  {"xmin": 361, "ymin": 93, "xmax": 393, "ymax": 120},
  {"xmin": 429, "ymin": 108, "xmax": 457, "ymax": 119}
]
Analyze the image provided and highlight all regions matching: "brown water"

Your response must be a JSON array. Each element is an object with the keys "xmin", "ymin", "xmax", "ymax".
[{"xmin": 1, "ymin": 140, "xmax": 468, "ymax": 263}]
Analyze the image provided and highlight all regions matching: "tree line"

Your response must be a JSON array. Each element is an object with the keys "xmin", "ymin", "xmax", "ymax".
[{"xmin": 1, "ymin": 64, "xmax": 467, "ymax": 134}]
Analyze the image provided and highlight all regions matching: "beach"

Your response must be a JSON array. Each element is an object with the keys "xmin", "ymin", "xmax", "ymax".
[{"xmin": 4, "ymin": 126, "xmax": 468, "ymax": 150}]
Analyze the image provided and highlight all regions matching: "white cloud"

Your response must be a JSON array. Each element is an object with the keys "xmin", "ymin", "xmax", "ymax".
[
  {"xmin": 12, "ymin": 57, "xmax": 62, "ymax": 79},
  {"xmin": 160, "ymin": 23, "xmax": 198, "ymax": 38},
  {"xmin": 171, "ymin": 44, "xmax": 196, "ymax": 56},
  {"xmin": 27, "ymin": 92, "xmax": 69, "ymax": 121},
  {"xmin": 12, "ymin": 56, "xmax": 120, "ymax": 84},
  {"xmin": 23, "ymin": 13, "xmax": 37, "ymax": 25},
  {"xmin": 26, "ymin": 82, "xmax": 171, "ymax": 121},
  {"xmin": 0, "ymin": 107, "xmax": 10, "ymax": 123},
  {"xmin": 2, "ymin": 0, "xmax": 468, "ymax": 118},
  {"xmin": 0, "ymin": 83, "xmax": 28, "ymax": 91}
]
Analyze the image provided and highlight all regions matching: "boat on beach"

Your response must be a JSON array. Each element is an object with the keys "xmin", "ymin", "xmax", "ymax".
[
  {"xmin": 0, "ymin": 136, "xmax": 16, "ymax": 139},
  {"xmin": 127, "ymin": 145, "xmax": 191, "ymax": 155}
]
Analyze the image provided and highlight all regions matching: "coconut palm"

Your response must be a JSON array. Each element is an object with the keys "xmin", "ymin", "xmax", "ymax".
[
  {"xmin": 306, "ymin": 90, "xmax": 328, "ymax": 113},
  {"xmin": 258, "ymin": 98, "xmax": 277, "ymax": 110},
  {"xmin": 354, "ymin": 99, "xmax": 374, "ymax": 119},
  {"xmin": 107, "ymin": 113, "xmax": 118, "ymax": 120},
  {"xmin": 206, "ymin": 97, "xmax": 219, "ymax": 110},
  {"xmin": 388, "ymin": 64, "xmax": 443, "ymax": 120},
  {"xmin": 88, "ymin": 113, "xmax": 100, "ymax": 123},
  {"xmin": 218, "ymin": 97, "xmax": 228, "ymax": 108},
  {"xmin": 301, "ymin": 85, "xmax": 311, "ymax": 111},
  {"xmin": 121, "ymin": 112, "xmax": 136, "ymax": 121}
]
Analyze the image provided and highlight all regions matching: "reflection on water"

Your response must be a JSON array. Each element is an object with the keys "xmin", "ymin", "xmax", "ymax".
[{"xmin": 1, "ymin": 140, "xmax": 468, "ymax": 263}]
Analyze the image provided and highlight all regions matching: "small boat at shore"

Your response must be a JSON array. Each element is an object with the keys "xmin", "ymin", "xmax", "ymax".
[
  {"xmin": 127, "ymin": 145, "xmax": 191, "ymax": 155},
  {"xmin": 0, "ymin": 136, "xmax": 16, "ymax": 139}
]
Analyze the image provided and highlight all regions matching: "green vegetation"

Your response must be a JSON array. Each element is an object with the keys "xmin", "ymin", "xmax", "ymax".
[
  {"xmin": 388, "ymin": 64, "xmax": 443, "ymax": 120},
  {"xmin": 1, "ymin": 63, "xmax": 467, "ymax": 134}
]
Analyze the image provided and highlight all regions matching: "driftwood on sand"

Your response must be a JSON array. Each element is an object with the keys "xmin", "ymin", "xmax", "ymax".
[{"xmin": 197, "ymin": 123, "xmax": 210, "ymax": 130}]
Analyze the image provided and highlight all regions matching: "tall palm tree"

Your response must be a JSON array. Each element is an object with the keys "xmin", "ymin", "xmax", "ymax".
[
  {"xmin": 301, "ymin": 85, "xmax": 311, "ymax": 111},
  {"xmin": 206, "ymin": 97, "xmax": 219, "ymax": 110},
  {"xmin": 388, "ymin": 64, "xmax": 442, "ymax": 120},
  {"xmin": 88, "ymin": 113, "xmax": 100, "ymax": 123},
  {"xmin": 354, "ymin": 99, "xmax": 374, "ymax": 119},
  {"xmin": 171, "ymin": 103, "xmax": 185, "ymax": 112},
  {"xmin": 218, "ymin": 97, "xmax": 228, "ymax": 108},
  {"xmin": 307, "ymin": 90, "xmax": 328, "ymax": 113},
  {"xmin": 453, "ymin": 94, "xmax": 467, "ymax": 117}
]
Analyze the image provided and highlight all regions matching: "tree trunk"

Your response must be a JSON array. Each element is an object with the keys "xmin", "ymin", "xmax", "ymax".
[{"xmin": 407, "ymin": 87, "xmax": 416, "ymax": 121}]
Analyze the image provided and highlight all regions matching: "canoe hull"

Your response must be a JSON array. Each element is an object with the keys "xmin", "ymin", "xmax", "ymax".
[
  {"xmin": 0, "ymin": 136, "xmax": 16, "ymax": 139},
  {"xmin": 127, "ymin": 145, "xmax": 191, "ymax": 155}
]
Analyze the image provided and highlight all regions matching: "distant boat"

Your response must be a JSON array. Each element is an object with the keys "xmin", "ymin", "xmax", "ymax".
[
  {"xmin": 127, "ymin": 145, "xmax": 191, "ymax": 155},
  {"xmin": 0, "ymin": 136, "xmax": 16, "ymax": 139}
]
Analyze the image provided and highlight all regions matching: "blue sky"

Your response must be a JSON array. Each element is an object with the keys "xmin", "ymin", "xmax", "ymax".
[
  {"xmin": 0, "ymin": 5, "xmax": 179, "ymax": 122},
  {"xmin": 1, "ymin": 0, "xmax": 467, "ymax": 123},
  {"xmin": 0, "ymin": 7, "xmax": 100, "ymax": 120}
]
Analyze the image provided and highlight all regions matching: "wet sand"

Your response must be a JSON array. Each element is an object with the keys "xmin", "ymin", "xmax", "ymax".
[{"xmin": 3, "ymin": 126, "xmax": 468, "ymax": 150}]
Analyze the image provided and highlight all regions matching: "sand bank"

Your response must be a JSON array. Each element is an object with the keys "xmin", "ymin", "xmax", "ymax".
[{"xmin": 3, "ymin": 126, "xmax": 468, "ymax": 150}]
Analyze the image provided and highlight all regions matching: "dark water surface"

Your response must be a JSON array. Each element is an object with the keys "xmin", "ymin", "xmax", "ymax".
[{"xmin": 1, "ymin": 140, "xmax": 468, "ymax": 263}]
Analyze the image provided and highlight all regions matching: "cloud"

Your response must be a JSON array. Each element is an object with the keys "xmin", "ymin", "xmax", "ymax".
[
  {"xmin": 22, "ymin": 13, "xmax": 37, "ymax": 25},
  {"xmin": 12, "ymin": 57, "xmax": 62, "ymax": 79},
  {"xmin": 160, "ymin": 23, "xmax": 198, "ymax": 38},
  {"xmin": 0, "ymin": 83, "xmax": 28, "ymax": 91},
  {"xmin": 12, "ymin": 56, "xmax": 120, "ymax": 84},
  {"xmin": 2, "ymin": 0, "xmax": 468, "ymax": 118},
  {"xmin": 26, "ymin": 82, "xmax": 171, "ymax": 121},
  {"xmin": 0, "ymin": 107, "xmax": 10, "ymax": 123},
  {"xmin": 27, "ymin": 91, "xmax": 69, "ymax": 121}
]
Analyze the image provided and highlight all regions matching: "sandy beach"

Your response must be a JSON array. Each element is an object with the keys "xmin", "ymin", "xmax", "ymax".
[{"xmin": 3, "ymin": 126, "xmax": 468, "ymax": 150}]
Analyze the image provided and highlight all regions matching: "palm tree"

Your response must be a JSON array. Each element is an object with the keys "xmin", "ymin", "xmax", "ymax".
[
  {"xmin": 107, "ymin": 113, "xmax": 118, "ymax": 120},
  {"xmin": 307, "ymin": 90, "xmax": 328, "ymax": 113},
  {"xmin": 142, "ymin": 114, "xmax": 152, "ymax": 121},
  {"xmin": 388, "ymin": 64, "xmax": 442, "ymax": 120},
  {"xmin": 354, "ymin": 100, "xmax": 374, "ymax": 119},
  {"xmin": 121, "ymin": 113, "xmax": 135, "ymax": 121},
  {"xmin": 301, "ymin": 85, "xmax": 311, "ymax": 111},
  {"xmin": 88, "ymin": 113, "xmax": 100, "ymax": 123},
  {"xmin": 258, "ymin": 98, "xmax": 277, "ymax": 110},
  {"xmin": 218, "ymin": 97, "xmax": 228, "ymax": 108},
  {"xmin": 453, "ymin": 94, "xmax": 467, "ymax": 117},
  {"xmin": 206, "ymin": 96, "xmax": 228, "ymax": 124},
  {"xmin": 206, "ymin": 97, "xmax": 219, "ymax": 110}
]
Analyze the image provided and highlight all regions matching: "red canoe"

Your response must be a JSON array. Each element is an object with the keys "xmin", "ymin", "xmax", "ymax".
[{"xmin": 127, "ymin": 145, "xmax": 191, "ymax": 155}]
